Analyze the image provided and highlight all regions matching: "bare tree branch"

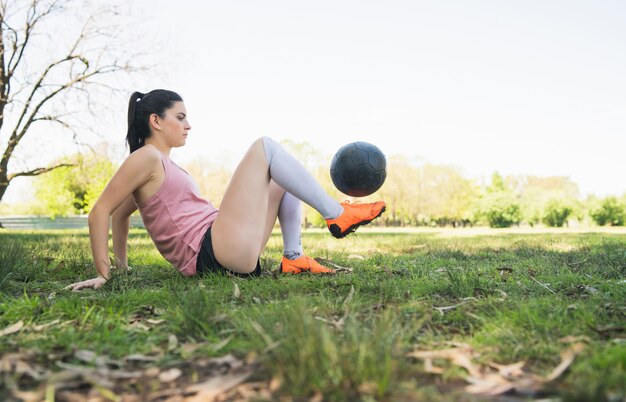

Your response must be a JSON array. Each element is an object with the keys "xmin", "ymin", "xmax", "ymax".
[
  {"xmin": 4, "ymin": 1, "xmax": 64, "ymax": 97},
  {"xmin": 7, "ymin": 162, "xmax": 74, "ymax": 180},
  {"xmin": 0, "ymin": 0, "xmax": 155, "ymax": 205}
]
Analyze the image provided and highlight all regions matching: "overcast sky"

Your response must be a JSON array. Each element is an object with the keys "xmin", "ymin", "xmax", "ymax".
[{"xmin": 4, "ymin": 0, "xmax": 626, "ymax": 203}]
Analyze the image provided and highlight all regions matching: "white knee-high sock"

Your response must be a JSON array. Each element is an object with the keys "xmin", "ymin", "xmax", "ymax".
[
  {"xmin": 262, "ymin": 136, "xmax": 343, "ymax": 219},
  {"xmin": 278, "ymin": 192, "xmax": 304, "ymax": 260}
]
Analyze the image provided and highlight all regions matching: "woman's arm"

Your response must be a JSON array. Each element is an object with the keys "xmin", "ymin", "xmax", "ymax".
[
  {"xmin": 66, "ymin": 147, "xmax": 159, "ymax": 291},
  {"xmin": 111, "ymin": 195, "xmax": 138, "ymax": 268}
]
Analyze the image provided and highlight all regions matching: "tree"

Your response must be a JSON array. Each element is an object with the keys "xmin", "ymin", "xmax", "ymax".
[
  {"xmin": 33, "ymin": 152, "xmax": 116, "ymax": 217},
  {"xmin": 418, "ymin": 164, "xmax": 477, "ymax": 227},
  {"xmin": 590, "ymin": 196, "xmax": 625, "ymax": 226},
  {"xmin": 511, "ymin": 175, "xmax": 580, "ymax": 226},
  {"xmin": 475, "ymin": 172, "xmax": 522, "ymax": 228},
  {"xmin": 542, "ymin": 198, "xmax": 574, "ymax": 227},
  {"xmin": 0, "ymin": 0, "xmax": 145, "ymax": 211}
]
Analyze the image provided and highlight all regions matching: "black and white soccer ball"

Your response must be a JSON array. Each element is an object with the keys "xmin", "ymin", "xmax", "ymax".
[{"xmin": 330, "ymin": 142, "xmax": 387, "ymax": 197}]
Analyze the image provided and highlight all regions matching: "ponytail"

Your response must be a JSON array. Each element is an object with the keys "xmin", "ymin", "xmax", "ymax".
[{"xmin": 125, "ymin": 89, "xmax": 183, "ymax": 153}]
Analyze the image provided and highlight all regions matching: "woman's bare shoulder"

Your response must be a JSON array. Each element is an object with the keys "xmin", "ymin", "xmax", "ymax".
[{"xmin": 122, "ymin": 144, "xmax": 161, "ymax": 170}]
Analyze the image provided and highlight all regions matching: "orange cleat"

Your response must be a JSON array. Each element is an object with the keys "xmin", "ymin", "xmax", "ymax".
[
  {"xmin": 326, "ymin": 200, "xmax": 386, "ymax": 238},
  {"xmin": 280, "ymin": 255, "xmax": 335, "ymax": 275}
]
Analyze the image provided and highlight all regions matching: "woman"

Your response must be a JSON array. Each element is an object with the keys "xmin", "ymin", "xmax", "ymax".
[{"xmin": 66, "ymin": 89, "xmax": 385, "ymax": 291}]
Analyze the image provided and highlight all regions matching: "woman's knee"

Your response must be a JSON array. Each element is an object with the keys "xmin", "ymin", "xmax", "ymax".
[
  {"xmin": 222, "ymin": 252, "xmax": 259, "ymax": 274},
  {"xmin": 259, "ymin": 136, "xmax": 285, "ymax": 165}
]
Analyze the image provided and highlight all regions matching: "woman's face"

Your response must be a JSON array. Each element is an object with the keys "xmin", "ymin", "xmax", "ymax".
[{"xmin": 153, "ymin": 101, "xmax": 191, "ymax": 147}]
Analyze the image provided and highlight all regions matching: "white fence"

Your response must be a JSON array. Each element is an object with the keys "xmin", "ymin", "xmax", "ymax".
[{"xmin": 0, "ymin": 216, "xmax": 145, "ymax": 230}]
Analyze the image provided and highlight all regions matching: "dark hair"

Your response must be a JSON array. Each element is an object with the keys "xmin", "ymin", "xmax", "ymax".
[{"xmin": 126, "ymin": 89, "xmax": 183, "ymax": 153}]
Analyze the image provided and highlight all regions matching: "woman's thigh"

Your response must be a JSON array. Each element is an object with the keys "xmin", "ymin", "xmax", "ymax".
[{"xmin": 211, "ymin": 138, "xmax": 271, "ymax": 273}]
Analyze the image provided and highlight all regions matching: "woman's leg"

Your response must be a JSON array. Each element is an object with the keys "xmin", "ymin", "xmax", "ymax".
[
  {"xmin": 212, "ymin": 137, "xmax": 343, "ymax": 273},
  {"xmin": 212, "ymin": 136, "xmax": 385, "ymax": 274},
  {"xmin": 277, "ymin": 191, "xmax": 303, "ymax": 260},
  {"xmin": 211, "ymin": 138, "xmax": 271, "ymax": 273}
]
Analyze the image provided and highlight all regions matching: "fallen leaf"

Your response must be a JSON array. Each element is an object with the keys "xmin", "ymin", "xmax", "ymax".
[
  {"xmin": 125, "ymin": 354, "xmax": 159, "ymax": 362},
  {"xmin": 269, "ymin": 376, "xmax": 282, "ymax": 392},
  {"xmin": 465, "ymin": 373, "xmax": 516, "ymax": 396},
  {"xmin": 407, "ymin": 345, "xmax": 481, "ymax": 378},
  {"xmin": 126, "ymin": 321, "xmax": 151, "ymax": 332},
  {"xmin": 167, "ymin": 334, "xmax": 179, "ymax": 352},
  {"xmin": 204, "ymin": 354, "xmax": 244, "ymax": 369},
  {"xmin": 180, "ymin": 342, "xmax": 208, "ymax": 356},
  {"xmin": 211, "ymin": 335, "xmax": 233, "ymax": 352},
  {"xmin": 408, "ymin": 341, "xmax": 586, "ymax": 397},
  {"xmin": 10, "ymin": 388, "xmax": 45, "ymax": 402},
  {"xmin": 0, "ymin": 320, "xmax": 24, "ymax": 337},
  {"xmin": 488, "ymin": 361, "xmax": 526, "ymax": 378},
  {"xmin": 159, "ymin": 368, "xmax": 182, "ymax": 382},
  {"xmin": 233, "ymin": 282, "xmax": 241, "ymax": 299},
  {"xmin": 74, "ymin": 350, "xmax": 112, "ymax": 368},
  {"xmin": 185, "ymin": 370, "xmax": 252, "ymax": 401},
  {"xmin": 543, "ymin": 343, "xmax": 585, "ymax": 382},
  {"xmin": 30, "ymin": 319, "xmax": 74, "ymax": 332},
  {"xmin": 497, "ymin": 266, "xmax": 513, "ymax": 281},
  {"xmin": 347, "ymin": 254, "xmax": 364, "ymax": 260},
  {"xmin": 559, "ymin": 335, "xmax": 591, "ymax": 344},
  {"xmin": 144, "ymin": 367, "xmax": 160, "ymax": 377},
  {"xmin": 145, "ymin": 319, "xmax": 165, "ymax": 325},
  {"xmin": 314, "ymin": 315, "xmax": 346, "ymax": 331}
]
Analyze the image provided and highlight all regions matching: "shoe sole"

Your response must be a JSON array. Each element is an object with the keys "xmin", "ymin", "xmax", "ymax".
[{"xmin": 328, "ymin": 205, "xmax": 386, "ymax": 239}]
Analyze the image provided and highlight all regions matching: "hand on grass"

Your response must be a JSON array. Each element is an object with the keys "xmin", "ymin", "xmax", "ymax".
[{"xmin": 64, "ymin": 276, "xmax": 107, "ymax": 291}]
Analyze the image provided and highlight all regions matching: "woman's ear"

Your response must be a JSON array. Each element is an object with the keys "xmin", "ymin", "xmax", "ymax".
[{"xmin": 148, "ymin": 113, "xmax": 161, "ymax": 131}]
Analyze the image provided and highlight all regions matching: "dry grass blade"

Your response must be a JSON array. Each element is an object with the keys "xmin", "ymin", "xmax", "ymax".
[
  {"xmin": 342, "ymin": 285, "xmax": 355, "ymax": 307},
  {"xmin": 529, "ymin": 275, "xmax": 556, "ymax": 294},
  {"xmin": 315, "ymin": 258, "xmax": 354, "ymax": 273},
  {"xmin": 433, "ymin": 297, "xmax": 476, "ymax": 316}
]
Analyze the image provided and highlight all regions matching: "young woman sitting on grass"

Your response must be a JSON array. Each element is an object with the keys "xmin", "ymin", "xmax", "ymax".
[{"xmin": 66, "ymin": 89, "xmax": 386, "ymax": 291}]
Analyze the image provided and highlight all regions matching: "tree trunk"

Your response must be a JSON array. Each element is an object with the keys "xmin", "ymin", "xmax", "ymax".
[
  {"xmin": 0, "ymin": 174, "xmax": 8, "ymax": 204},
  {"xmin": 0, "ymin": 176, "xmax": 7, "ymax": 228}
]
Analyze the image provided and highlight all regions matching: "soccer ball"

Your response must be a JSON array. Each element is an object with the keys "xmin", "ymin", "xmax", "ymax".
[{"xmin": 330, "ymin": 142, "xmax": 387, "ymax": 197}]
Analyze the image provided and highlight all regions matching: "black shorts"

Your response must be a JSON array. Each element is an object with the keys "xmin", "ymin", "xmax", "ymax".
[{"xmin": 196, "ymin": 226, "xmax": 261, "ymax": 277}]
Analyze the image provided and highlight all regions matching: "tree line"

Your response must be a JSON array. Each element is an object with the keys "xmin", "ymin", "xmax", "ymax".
[{"xmin": 4, "ymin": 143, "xmax": 625, "ymax": 229}]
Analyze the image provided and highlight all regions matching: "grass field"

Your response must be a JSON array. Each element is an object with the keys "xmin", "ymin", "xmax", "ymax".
[{"xmin": 0, "ymin": 227, "xmax": 625, "ymax": 401}]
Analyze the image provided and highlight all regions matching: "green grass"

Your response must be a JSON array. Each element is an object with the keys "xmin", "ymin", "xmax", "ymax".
[{"xmin": 0, "ymin": 228, "xmax": 625, "ymax": 401}]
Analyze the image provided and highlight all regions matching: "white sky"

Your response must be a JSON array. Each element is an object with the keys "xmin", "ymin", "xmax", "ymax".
[{"xmin": 4, "ymin": 0, "xmax": 626, "ymax": 203}]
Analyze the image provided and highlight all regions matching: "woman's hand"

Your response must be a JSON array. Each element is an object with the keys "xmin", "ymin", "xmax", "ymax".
[{"xmin": 64, "ymin": 276, "xmax": 107, "ymax": 291}]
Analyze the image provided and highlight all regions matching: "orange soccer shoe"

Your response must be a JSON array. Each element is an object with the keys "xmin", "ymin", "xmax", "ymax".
[
  {"xmin": 326, "ymin": 200, "xmax": 386, "ymax": 238},
  {"xmin": 280, "ymin": 255, "xmax": 335, "ymax": 275}
]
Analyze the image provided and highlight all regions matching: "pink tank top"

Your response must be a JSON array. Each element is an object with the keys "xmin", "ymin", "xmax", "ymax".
[{"xmin": 135, "ymin": 151, "xmax": 218, "ymax": 276}]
